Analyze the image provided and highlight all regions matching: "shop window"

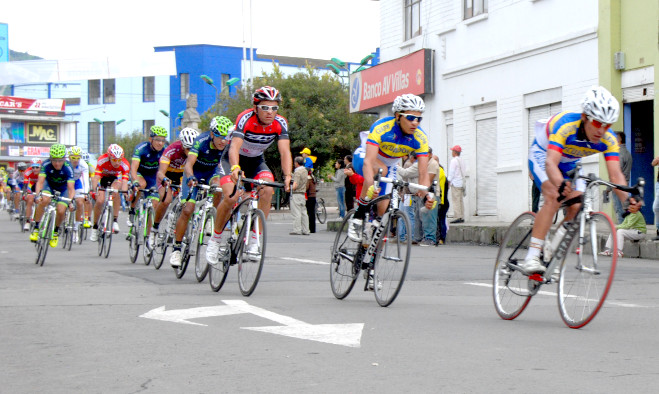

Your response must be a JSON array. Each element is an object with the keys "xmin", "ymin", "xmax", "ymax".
[{"xmin": 405, "ymin": 0, "xmax": 422, "ymax": 41}]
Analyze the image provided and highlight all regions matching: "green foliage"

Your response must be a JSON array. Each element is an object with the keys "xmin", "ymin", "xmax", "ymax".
[
  {"xmin": 104, "ymin": 129, "xmax": 148, "ymax": 158},
  {"xmin": 199, "ymin": 64, "xmax": 376, "ymax": 180}
]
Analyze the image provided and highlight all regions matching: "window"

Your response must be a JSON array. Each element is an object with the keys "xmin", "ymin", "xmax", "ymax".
[
  {"xmin": 464, "ymin": 0, "xmax": 488, "ymax": 19},
  {"xmin": 404, "ymin": 0, "xmax": 422, "ymax": 41},
  {"xmin": 103, "ymin": 121, "xmax": 116, "ymax": 144},
  {"xmin": 143, "ymin": 76, "xmax": 155, "ymax": 102},
  {"xmin": 88, "ymin": 80, "xmax": 101, "ymax": 105},
  {"xmin": 88, "ymin": 122, "xmax": 101, "ymax": 154},
  {"xmin": 143, "ymin": 120, "xmax": 155, "ymax": 136},
  {"xmin": 103, "ymin": 79, "xmax": 115, "ymax": 104},
  {"xmin": 180, "ymin": 73, "xmax": 189, "ymax": 100}
]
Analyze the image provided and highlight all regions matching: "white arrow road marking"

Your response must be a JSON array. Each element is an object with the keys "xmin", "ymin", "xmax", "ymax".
[
  {"xmin": 280, "ymin": 257, "xmax": 329, "ymax": 265},
  {"xmin": 140, "ymin": 300, "xmax": 364, "ymax": 347},
  {"xmin": 465, "ymin": 282, "xmax": 649, "ymax": 308}
]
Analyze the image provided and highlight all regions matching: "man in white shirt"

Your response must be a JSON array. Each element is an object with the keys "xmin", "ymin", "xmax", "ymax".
[{"xmin": 447, "ymin": 145, "xmax": 466, "ymax": 223}]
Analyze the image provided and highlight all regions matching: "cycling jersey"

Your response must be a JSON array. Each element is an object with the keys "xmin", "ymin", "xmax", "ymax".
[
  {"xmin": 366, "ymin": 117, "xmax": 429, "ymax": 166},
  {"xmin": 232, "ymin": 109, "xmax": 290, "ymax": 157},
  {"xmin": 69, "ymin": 160, "xmax": 90, "ymax": 193},
  {"xmin": 23, "ymin": 168, "xmax": 40, "ymax": 191},
  {"xmin": 39, "ymin": 159, "xmax": 74, "ymax": 194},
  {"xmin": 94, "ymin": 154, "xmax": 130, "ymax": 181},
  {"xmin": 160, "ymin": 140, "xmax": 187, "ymax": 173},
  {"xmin": 133, "ymin": 141, "xmax": 166, "ymax": 188},
  {"xmin": 188, "ymin": 131, "xmax": 225, "ymax": 176}
]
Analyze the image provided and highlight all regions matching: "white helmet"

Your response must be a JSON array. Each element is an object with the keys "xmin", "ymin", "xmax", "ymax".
[
  {"xmin": 581, "ymin": 86, "xmax": 620, "ymax": 124},
  {"xmin": 179, "ymin": 127, "xmax": 199, "ymax": 149},
  {"xmin": 392, "ymin": 94, "xmax": 425, "ymax": 113}
]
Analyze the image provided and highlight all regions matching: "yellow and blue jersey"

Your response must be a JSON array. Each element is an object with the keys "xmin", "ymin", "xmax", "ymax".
[
  {"xmin": 366, "ymin": 117, "xmax": 429, "ymax": 162},
  {"xmin": 545, "ymin": 111, "xmax": 619, "ymax": 164}
]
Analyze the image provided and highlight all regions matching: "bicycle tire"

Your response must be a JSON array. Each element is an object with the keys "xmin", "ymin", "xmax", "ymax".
[
  {"xmin": 194, "ymin": 209, "xmax": 214, "ymax": 283},
  {"xmin": 558, "ymin": 212, "xmax": 617, "ymax": 329},
  {"xmin": 152, "ymin": 227, "xmax": 168, "ymax": 270},
  {"xmin": 97, "ymin": 208, "xmax": 106, "ymax": 257},
  {"xmin": 209, "ymin": 208, "xmax": 237, "ymax": 292},
  {"xmin": 35, "ymin": 215, "xmax": 50, "ymax": 266},
  {"xmin": 127, "ymin": 212, "xmax": 139, "ymax": 264},
  {"xmin": 316, "ymin": 198, "xmax": 327, "ymax": 224},
  {"xmin": 329, "ymin": 209, "xmax": 359, "ymax": 300},
  {"xmin": 373, "ymin": 210, "xmax": 411, "ymax": 307},
  {"xmin": 18, "ymin": 200, "xmax": 27, "ymax": 232},
  {"xmin": 142, "ymin": 206, "xmax": 154, "ymax": 266},
  {"xmin": 175, "ymin": 220, "xmax": 193, "ymax": 279},
  {"xmin": 102, "ymin": 209, "xmax": 112, "ymax": 258},
  {"xmin": 77, "ymin": 225, "xmax": 84, "ymax": 245},
  {"xmin": 493, "ymin": 212, "xmax": 535, "ymax": 321},
  {"xmin": 60, "ymin": 215, "xmax": 67, "ymax": 249},
  {"xmin": 65, "ymin": 212, "xmax": 74, "ymax": 251},
  {"xmin": 238, "ymin": 209, "xmax": 266, "ymax": 296}
]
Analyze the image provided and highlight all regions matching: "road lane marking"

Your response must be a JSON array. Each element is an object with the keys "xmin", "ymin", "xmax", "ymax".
[{"xmin": 280, "ymin": 257, "xmax": 329, "ymax": 265}]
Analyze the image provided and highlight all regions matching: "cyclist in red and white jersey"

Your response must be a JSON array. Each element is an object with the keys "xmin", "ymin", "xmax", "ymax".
[{"xmin": 90, "ymin": 144, "xmax": 130, "ymax": 240}]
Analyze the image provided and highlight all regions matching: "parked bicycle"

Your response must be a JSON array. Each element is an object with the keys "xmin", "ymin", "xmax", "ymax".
[
  {"xmin": 330, "ymin": 170, "xmax": 432, "ymax": 307},
  {"xmin": 207, "ymin": 174, "xmax": 284, "ymax": 296},
  {"xmin": 316, "ymin": 197, "xmax": 327, "ymax": 224},
  {"xmin": 493, "ymin": 171, "xmax": 644, "ymax": 328},
  {"xmin": 127, "ymin": 188, "xmax": 157, "ymax": 266},
  {"xmin": 33, "ymin": 191, "xmax": 72, "ymax": 266}
]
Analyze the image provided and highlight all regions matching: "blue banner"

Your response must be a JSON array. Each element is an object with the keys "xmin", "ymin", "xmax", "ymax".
[{"xmin": 0, "ymin": 23, "xmax": 8, "ymax": 62}]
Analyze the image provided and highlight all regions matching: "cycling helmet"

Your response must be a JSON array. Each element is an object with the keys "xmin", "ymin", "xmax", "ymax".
[
  {"xmin": 253, "ymin": 86, "xmax": 282, "ymax": 105},
  {"xmin": 107, "ymin": 143, "xmax": 124, "ymax": 159},
  {"xmin": 150, "ymin": 125, "xmax": 168, "ymax": 137},
  {"xmin": 31, "ymin": 158, "xmax": 42, "ymax": 167},
  {"xmin": 392, "ymin": 94, "xmax": 425, "ymax": 113},
  {"xmin": 50, "ymin": 144, "xmax": 67, "ymax": 159},
  {"xmin": 581, "ymin": 86, "xmax": 620, "ymax": 124},
  {"xmin": 7, "ymin": 167, "xmax": 15, "ymax": 174},
  {"xmin": 179, "ymin": 127, "xmax": 199, "ymax": 149},
  {"xmin": 17, "ymin": 162, "xmax": 27, "ymax": 171},
  {"xmin": 68, "ymin": 145, "xmax": 82, "ymax": 157},
  {"xmin": 81, "ymin": 152, "xmax": 90, "ymax": 162},
  {"xmin": 210, "ymin": 116, "xmax": 233, "ymax": 137}
]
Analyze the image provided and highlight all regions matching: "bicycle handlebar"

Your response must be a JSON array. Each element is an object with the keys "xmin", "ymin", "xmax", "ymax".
[{"xmin": 229, "ymin": 173, "xmax": 285, "ymax": 199}]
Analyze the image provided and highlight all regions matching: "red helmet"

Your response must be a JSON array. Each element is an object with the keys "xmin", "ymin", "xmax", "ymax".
[
  {"xmin": 253, "ymin": 86, "xmax": 282, "ymax": 105},
  {"xmin": 107, "ymin": 144, "xmax": 124, "ymax": 159}
]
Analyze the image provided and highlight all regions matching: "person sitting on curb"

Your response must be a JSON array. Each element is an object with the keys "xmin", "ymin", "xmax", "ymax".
[{"xmin": 602, "ymin": 201, "xmax": 646, "ymax": 257}]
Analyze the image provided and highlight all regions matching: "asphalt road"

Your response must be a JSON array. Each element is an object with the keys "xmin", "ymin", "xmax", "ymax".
[{"xmin": 2, "ymin": 211, "xmax": 659, "ymax": 393}]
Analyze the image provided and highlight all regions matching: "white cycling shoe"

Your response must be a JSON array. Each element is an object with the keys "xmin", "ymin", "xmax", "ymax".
[{"xmin": 517, "ymin": 256, "xmax": 546, "ymax": 275}]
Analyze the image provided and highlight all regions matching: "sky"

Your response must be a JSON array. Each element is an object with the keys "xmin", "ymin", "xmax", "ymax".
[{"xmin": 2, "ymin": 0, "xmax": 381, "ymax": 64}]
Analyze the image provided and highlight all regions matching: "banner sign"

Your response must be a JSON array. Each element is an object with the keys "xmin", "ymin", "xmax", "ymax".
[
  {"xmin": 26, "ymin": 123, "xmax": 59, "ymax": 144},
  {"xmin": 1, "ymin": 121, "xmax": 25, "ymax": 143},
  {"xmin": 0, "ymin": 145, "xmax": 51, "ymax": 157},
  {"xmin": 0, "ymin": 96, "xmax": 65, "ymax": 116},
  {"xmin": 349, "ymin": 49, "xmax": 433, "ymax": 113}
]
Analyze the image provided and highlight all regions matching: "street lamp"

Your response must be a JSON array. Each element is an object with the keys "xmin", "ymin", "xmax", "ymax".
[
  {"xmin": 327, "ymin": 54, "xmax": 375, "ymax": 87},
  {"xmin": 200, "ymin": 74, "xmax": 219, "ymax": 102},
  {"xmin": 159, "ymin": 109, "xmax": 169, "ymax": 118}
]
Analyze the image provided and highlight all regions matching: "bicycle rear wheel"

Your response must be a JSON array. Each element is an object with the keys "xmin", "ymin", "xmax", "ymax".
[
  {"xmin": 558, "ymin": 212, "xmax": 617, "ymax": 329},
  {"xmin": 35, "ymin": 217, "xmax": 50, "ymax": 266},
  {"xmin": 194, "ymin": 209, "xmax": 214, "ymax": 283},
  {"xmin": 238, "ymin": 209, "xmax": 266, "ymax": 296},
  {"xmin": 373, "ymin": 210, "xmax": 411, "ymax": 307},
  {"xmin": 493, "ymin": 212, "xmax": 535, "ymax": 320},
  {"xmin": 175, "ymin": 224, "xmax": 193, "ymax": 279},
  {"xmin": 316, "ymin": 198, "xmax": 327, "ymax": 224},
  {"xmin": 152, "ymin": 229, "xmax": 168, "ymax": 270},
  {"xmin": 18, "ymin": 200, "xmax": 27, "ymax": 232},
  {"xmin": 127, "ymin": 216, "xmax": 139, "ymax": 264},
  {"xmin": 330, "ymin": 210, "xmax": 359, "ymax": 299}
]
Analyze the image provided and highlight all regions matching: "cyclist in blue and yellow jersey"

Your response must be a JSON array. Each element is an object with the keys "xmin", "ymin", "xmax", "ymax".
[
  {"xmin": 348, "ymin": 93, "xmax": 434, "ymax": 243},
  {"xmin": 520, "ymin": 86, "xmax": 642, "ymax": 275},
  {"xmin": 169, "ymin": 117, "xmax": 229, "ymax": 268},
  {"xmin": 29, "ymin": 144, "xmax": 75, "ymax": 247},
  {"xmin": 67, "ymin": 146, "xmax": 90, "ymax": 243},
  {"xmin": 128, "ymin": 125, "xmax": 168, "ymax": 226}
]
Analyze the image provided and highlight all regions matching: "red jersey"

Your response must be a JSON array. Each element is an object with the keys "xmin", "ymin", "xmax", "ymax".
[
  {"xmin": 233, "ymin": 109, "xmax": 289, "ymax": 157},
  {"xmin": 94, "ymin": 154, "xmax": 130, "ymax": 180},
  {"xmin": 23, "ymin": 168, "xmax": 40, "ymax": 187},
  {"xmin": 160, "ymin": 140, "xmax": 187, "ymax": 173}
]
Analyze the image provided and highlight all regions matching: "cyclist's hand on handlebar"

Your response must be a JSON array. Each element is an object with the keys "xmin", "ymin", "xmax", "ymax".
[
  {"xmin": 187, "ymin": 176, "xmax": 197, "ymax": 187},
  {"xmin": 161, "ymin": 177, "xmax": 171, "ymax": 187},
  {"xmin": 230, "ymin": 168, "xmax": 241, "ymax": 184},
  {"xmin": 68, "ymin": 202, "xmax": 75, "ymax": 212},
  {"xmin": 131, "ymin": 181, "xmax": 140, "ymax": 190}
]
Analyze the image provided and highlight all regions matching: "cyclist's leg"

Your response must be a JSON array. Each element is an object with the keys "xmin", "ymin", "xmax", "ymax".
[
  {"xmin": 110, "ymin": 179, "xmax": 123, "ymax": 220},
  {"xmin": 213, "ymin": 156, "xmax": 240, "ymax": 234},
  {"xmin": 154, "ymin": 184, "xmax": 172, "ymax": 224},
  {"xmin": 130, "ymin": 175, "xmax": 147, "ymax": 209}
]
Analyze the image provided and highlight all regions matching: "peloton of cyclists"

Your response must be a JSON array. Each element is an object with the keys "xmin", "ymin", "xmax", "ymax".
[
  {"xmin": 169, "ymin": 117, "xmax": 232, "ymax": 268},
  {"xmin": 28, "ymin": 144, "xmax": 75, "ymax": 247},
  {"xmin": 206, "ymin": 86, "xmax": 293, "ymax": 265},
  {"xmin": 67, "ymin": 146, "xmax": 90, "ymax": 243},
  {"xmin": 90, "ymin": 144, "xmax": 130, "ymax": 241}
]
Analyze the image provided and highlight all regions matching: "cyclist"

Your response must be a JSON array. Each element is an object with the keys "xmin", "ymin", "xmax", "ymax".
[
  {"xmin": 206, "ymin": 86, "xmax": 293, "ymax": 264},
  {"xmin": 29, "ymin": 144, "xmax": 75, "ymax": 247},
  {"xmin": 348, "ymin": 93, "xmax": 434, "ymax": 243},
  {"xmin": 10, "ymin": 163, "xmax": 27, "ymax": 219},
  {"xmin": 22, "ymin": 158, "xmax": 42, "ymax": 231},
  {"xmin": 169, "ymin": 117, "xmax": 230, "ymax": 268},
  {"xmin": 150, "ymin": 127, "xmax": 199, "ymax": 248},
  {"xmin": 521, "ymin": 86, "xmax": 642, "ymax": 274},
  {"xmin": 128, "ymin": 125, "xmax": 168, "ymax": 227},
  {"xmin": 5, "ymin": 166, "xmax": 21, "ymax": 218},
  {"xmin": 90, "ymin": 144, "xmax": 130, "ymax": 241},
  {"xmin": 80, "ymin": 152, "xmax": 93, "ymax": 228},
  {"xmin": 67, "ymin": 146, "xmax": 90, "ymax": 243}
]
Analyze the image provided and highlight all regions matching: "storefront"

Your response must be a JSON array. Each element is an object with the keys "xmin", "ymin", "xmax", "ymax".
[{"xmin": 0, "ymin": 96, "xmax": 76, "ymax": 170}]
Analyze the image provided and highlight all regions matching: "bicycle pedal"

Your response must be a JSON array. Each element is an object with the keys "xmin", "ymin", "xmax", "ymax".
[{"xmin": 528, "ymin": 273, "xmax": 545, "ymax": 282}]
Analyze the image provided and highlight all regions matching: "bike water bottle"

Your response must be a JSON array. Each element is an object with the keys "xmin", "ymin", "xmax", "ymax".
[{"xmin": 545, "ymin": 224, "xmax": 567, "ymax": 261}]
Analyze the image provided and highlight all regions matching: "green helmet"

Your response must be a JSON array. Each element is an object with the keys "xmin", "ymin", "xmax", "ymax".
[
  {"xmin": 69, "ymin": 145, "xmax": 83, "ymax": 157},
  {"xmin": 210, "ymin": 116, "xmax": 233, "ymax": 137},
  {"xmin": 150, "ymin": 125, "xmax": 168, "ymax": 137},
  {"xmin": 50, "ymin": 144, "xmax": 67, "ymax": 159}
]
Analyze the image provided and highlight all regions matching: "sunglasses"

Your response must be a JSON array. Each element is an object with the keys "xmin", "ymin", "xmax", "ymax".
[
  {"xmin": 587, "ymin": 116, "xmax": 611, "ymax": 129},
  {"xmin": 70, "ymin": 156, "xmax": 81, "ymax": 160},
  {"xmin": 258, "ymin": 105, "xmax": 279, "ymax": 112},
  {"xmin": 399, "ymin": 113, "xmax": 423, "ymax": 123},
  {"xmin": 152, "ymin": 137, "xmax": 167, "ymax": 143}
]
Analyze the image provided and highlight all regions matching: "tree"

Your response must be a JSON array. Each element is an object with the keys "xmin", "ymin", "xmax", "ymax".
[
  {"xmin": 199, "ymin": 64, "xmax": 376, "ymax": 180},
  {"xmin": 105, "ymin": 129, "xmax": 146, "ymax": 160}
]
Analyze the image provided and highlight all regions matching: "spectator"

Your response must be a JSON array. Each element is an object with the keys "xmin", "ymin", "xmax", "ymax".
[
  {"xmin": 305, "ymin": 168, "xmax": 317, "ymax": 233},
  {"xmin": 396, "ymin": 152, "xmax": 423, "ymax": 244},
  {"xmin": 344, "ymin": 163, "xmax": 363, "ymax": 201},
  {"xmin": 435, "ymin": 163, "xmax": 450, "ymax": 245},
  {"xmin": 613, "ymin": 131, "xmax": 632, "ymax": 223},
  {"xmin": 420, "ymin": 148, "xmax": 439, "ymax": 246},
  {"xmin": 448, "ymin": 145, "xmax": 466, "ymax": 223},
  {"xmin": 652, "ymin": 154, "xmax": 659, "ymax": 240},
  {"xmin": 330, "ymin": 160, "xmax": 346, "ymax": 218},
  {"xmin": 602, "ymin": 201, "xmax": 646, "ymax": 257},
  {"xmin": 300, "ymin": 147, "xmax": 314, "ymax": 170},
  {"xmin": 344, "ymin": 155, "xmax": 355, "ymax": 212},
  {"xmin": 290, "ymin": 156, "xmax": 309, "ymax": 235}
]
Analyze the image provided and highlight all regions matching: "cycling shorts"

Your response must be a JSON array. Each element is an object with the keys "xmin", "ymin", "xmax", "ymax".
[
  {"xmin": 99, "ymin": 176, "xmax": 119, "ymax": 189},
  {"xmin": 137, "ymin": 172, "xmax": 157, "ymax": 189},
  {"xmin": 528, "ymin": 143, "xmax": 585, "ymax": 192},
  {"xmin": 217, "ymin": 153, "xmax": 274, "ymax": 187}
]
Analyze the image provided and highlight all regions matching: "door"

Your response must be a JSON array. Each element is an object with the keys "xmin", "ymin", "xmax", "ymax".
[{"xmin": 627, "ymin": 100, "xmax": 654, "ymax": 224}]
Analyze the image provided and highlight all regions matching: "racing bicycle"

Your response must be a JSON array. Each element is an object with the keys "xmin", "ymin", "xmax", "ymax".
[{"xmin": 33, "ymin": 191, "xmax": 72, "ymax": 266}]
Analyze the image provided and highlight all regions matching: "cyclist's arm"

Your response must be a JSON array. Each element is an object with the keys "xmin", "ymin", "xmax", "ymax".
[
  {"xmin": 416, "ymin": 155, "xmax": 430, "ymax": 198},
  {"xmin": 35, "ymin": 174, "xmax": 46, "ymax": 195},
  {"xmin": 228, "ymin": 137, "xmax": 244, "ymax": 168},
  {"xmin": 606, "ymin": 159, "xmax": 637, "ymax": 207},
  {"xmin": 156, "ymin": 159, "xmax": 170, "ymax": 185},
  {"xmin": 277, "ymin": 139, "xmax": 292, "ymax": 192},
  {"xmin": 81, "ymin": 162, "xmax": 90, "ymax": 193},
  {"xmin": 67, "ymin": 181, "xmax": 75, "ymax": 200},
  {"xmin": 544, "ymin": 149, "xmax": 565, "ymax": 200},
  {"xmin": 183, "ymin": 154, "xmax": 197, "ymax": 179},
  {"xmin": 130, "ymin": 158, "xmax": 140, "ymax": 184}
]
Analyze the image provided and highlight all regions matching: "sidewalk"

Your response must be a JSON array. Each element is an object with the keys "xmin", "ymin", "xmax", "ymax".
[{"xmin": 277, "ymin": 205, "xmax": 659, "ymax": 260}]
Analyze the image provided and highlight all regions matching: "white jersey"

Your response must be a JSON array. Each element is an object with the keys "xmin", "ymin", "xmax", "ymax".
[{"xmin": 70, "ymin": 159, "xmax": 90, "ymax": 193}]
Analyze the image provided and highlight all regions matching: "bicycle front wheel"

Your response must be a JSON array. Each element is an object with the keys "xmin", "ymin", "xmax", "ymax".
[
  {"xmin": 35, "ymin": 218, "xmax": 50, "ymax": 266},
  {"xmin": 373, "ymin": 210, "xmax": 412, "ymax": 307},
  {"xmin": 102, "ymin": 209, "xmax": 112, "ymax": 259},
  {"xmin": 316, "ymin": 198, "xmax": 327, "ymax": 224},
  {"xmin": 127, "ymin": 217, "xmax": 139, "ymax": 264},
  {"xmin": 142, "ymin": 206, "xmax": 154, "ymax": 266},
  {"xmin": 18, "ymin": 200, "xmax": 26, "ymax": 232},
  {"xmin": 194, "ymin": 209, "xmax": 214, "ymax": 282},
  {"xmin": 558, "ymin": 212, "xmax": 617, "ymax": 329},
  {"xmin": 329, "ymin": 210, "xmax": 359, "ymax": 300},
  {"xmin": 152, "ymin": 229, "xmax": 168, "ymax": 270},
  {"xmin": 238, "ymin": 209, "xmax": 266, "ymax": 296},
  {"xmin": 493, "ymin": 212, "xmax": 535, "ymax": 320}
]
